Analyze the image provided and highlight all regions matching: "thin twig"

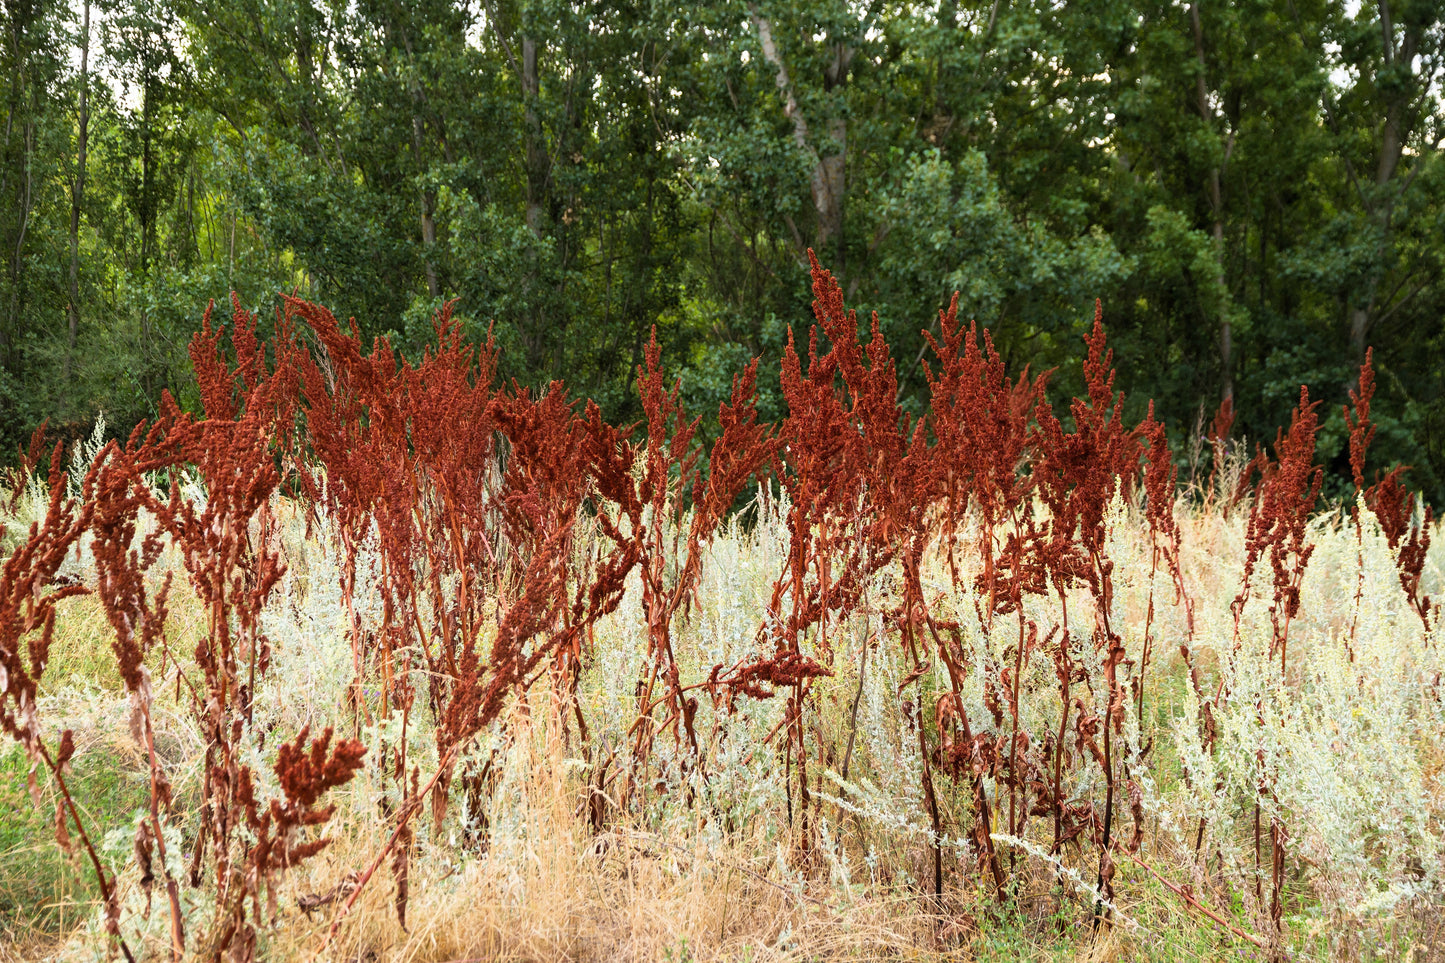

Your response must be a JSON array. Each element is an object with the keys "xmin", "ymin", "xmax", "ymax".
[
  {"xmin": 306, "ymin": 748, "xmax": 457, "ymax": 962},
  {"xmin": 1124, "ymin": 851, "xmax": 1266, "ymax": 948}
]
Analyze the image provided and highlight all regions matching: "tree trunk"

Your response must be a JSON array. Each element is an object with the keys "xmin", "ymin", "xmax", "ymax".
[
  {"xmin": 5, "ymin": 119, "xmax": 34, "ymax": 365},
  {"xmin": 65, "ymin": 0, "xmax": 90, "ymax": 384},
  {"xmin": 140, "ymin": 73, "xmax": 153, "ymax": 281},
  {"xmin": 399, "ymin": 21, "xmax": 441, "ymax": 299},
  {"xmin": 1190, "ymin": 3, "xmax": 1234, "ymax": 403},
  {"xmin": 522, "ymin": 36, "xmax": 547, "ymax": 238},
  {"xmin": 140, "ymin": 72, "xmax": 154, "ymax": 361},
  {"xmin": 750, "ymin": 8, "xmax": 851, "ymax": 268},
  {"xmin": 812, "ymin": 118, "xmax": 844, "ymax": 256},
  {"xmin": 1, "ymin": 0, "xmax": 38, "ymax": 366},
  {"xmin": 815, "ymin": 40, "xmax": 851, "ymax": 269},
  {"xmin": 410, "ymin": 108, "xmax": 439, "ymax": 298},
  {"xmin": 1347, "ymin": 0, "xmax": 1415, "ymax": 365}
]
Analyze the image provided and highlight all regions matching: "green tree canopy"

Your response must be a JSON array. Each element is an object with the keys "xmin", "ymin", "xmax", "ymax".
[{"xmin": 2, "ymin": 0, "xmax": 1441, "ymax": 501}]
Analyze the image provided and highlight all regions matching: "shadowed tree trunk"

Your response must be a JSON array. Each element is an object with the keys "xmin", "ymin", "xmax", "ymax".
[
  {"xmin": 750, "ymin": 6, "xmax": 851, "ymax": 273},
  {"xmin": 1345, "ymin": 0, "xmax": 1428, "ymax": 367},
  {"xmin": 65, "ymin": 0, "xmax": 90, "ymax": 385},
  {"xmin": 522, "ymin": 36, "xmax": 547, "ymax": 238},
  {"xmin": 1190, "ymin": 2, "xmax": 1236, "ymax": 404}
]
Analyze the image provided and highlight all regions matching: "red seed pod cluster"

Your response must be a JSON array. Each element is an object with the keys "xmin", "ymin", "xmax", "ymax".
[
  {"xmin": 1345, "ymin": 350, "xmax": 1434, "ymax": 633},
  {"xmin": 1365, "ymin": 469, "xmax": 1434, "ymax": 631},
  {"xmin": 1232, "ymin": 387, "xmax": 1323, "ymax": 669}
]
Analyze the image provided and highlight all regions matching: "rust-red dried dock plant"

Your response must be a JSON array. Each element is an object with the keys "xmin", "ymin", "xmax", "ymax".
[
  {"xmin": 229, "ymin": 724, "xmax": 365, "ymax": 948},
  {"xmin": 132, "ymin": 298, "xmax": 357, "ymax": 961},
  {"xmin": 3, "ymin": 420, "xmax": 51, "ymax": 515},
  {"xmin": 1346, "ymin": 350, "xmax": 1435, "ymax": 634},
  {"xmin": 280, "ymin": 297, "xmax": 510, "ymax": 919},
  {"xmin": 751, "ymin": 252, "xmax": 922, "ymax": 851},
  {"xmin": 1223, "ymin": 385, "xmax": 1321, "ymax": 933},
  {"xmin": 1343, "ymin": 349, "xmax": 1379, "ymax": 655},
  {"xmin": 1032, "ymin": 303, "xmax": 1145, "ymax": 909},
  {"xmin": 621, "ymin": 328, "xmax": 776, "ymax": 807},
  {"xmin": 0, "ymin": 446, "xmax": 132, "ymax": 958},
  {"xmin": 1206, "ymin": 395, "xmax": 1235, "ymax": 510},
  {"xmin": 1231, "ymin": 386, "xmax": 1322, "ymax": 670},
  {"xmin": 490, "ymin": 380, "xmax": 595, "ymax": 747},
  {"xmin": 1140, "ymin": 403, "xmax": 1197, "ymax": 707},
  {"xmin": 18, "ymin": 253, "xmax": 1433, "ymax": 953},
  {"xmin": 922, "ymin": 291, "xmax": 1049, "ymax": 896},
  {"xmin": 88, "ymin": 437, "xmax": 187, "ymax": 959},
  {"xmin": 1365, "ymin": 468, "xmax": 1434, "ymax": 633}
]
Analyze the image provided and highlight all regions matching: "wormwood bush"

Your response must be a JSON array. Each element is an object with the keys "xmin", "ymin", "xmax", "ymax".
[
  {"xmin": 257, "ymin": 502, "xmax": 385, "ymax": 740},
  {"xmin": 2, "ymin": 263, "xmax": 1442, "ymax": 962},
  {"xmin": 1167, "ymin": 506, "xmax": 1443, "ymax": 953}
]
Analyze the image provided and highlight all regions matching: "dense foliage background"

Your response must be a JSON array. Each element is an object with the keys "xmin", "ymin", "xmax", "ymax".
[{"xmin": 2, "ymin": 0, "xmax": 1442, "ymax": 501}]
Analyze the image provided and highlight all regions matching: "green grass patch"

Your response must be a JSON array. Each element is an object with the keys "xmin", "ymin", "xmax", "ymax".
[{"xmin": 0, "ymin": 742, "xmax": 150, "ymax": 943}]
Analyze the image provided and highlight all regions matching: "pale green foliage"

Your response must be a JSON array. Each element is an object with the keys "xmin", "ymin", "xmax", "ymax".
[{"xmin": 1167, "ymin": 504, "xmax": 1444, "ymax": 948}]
